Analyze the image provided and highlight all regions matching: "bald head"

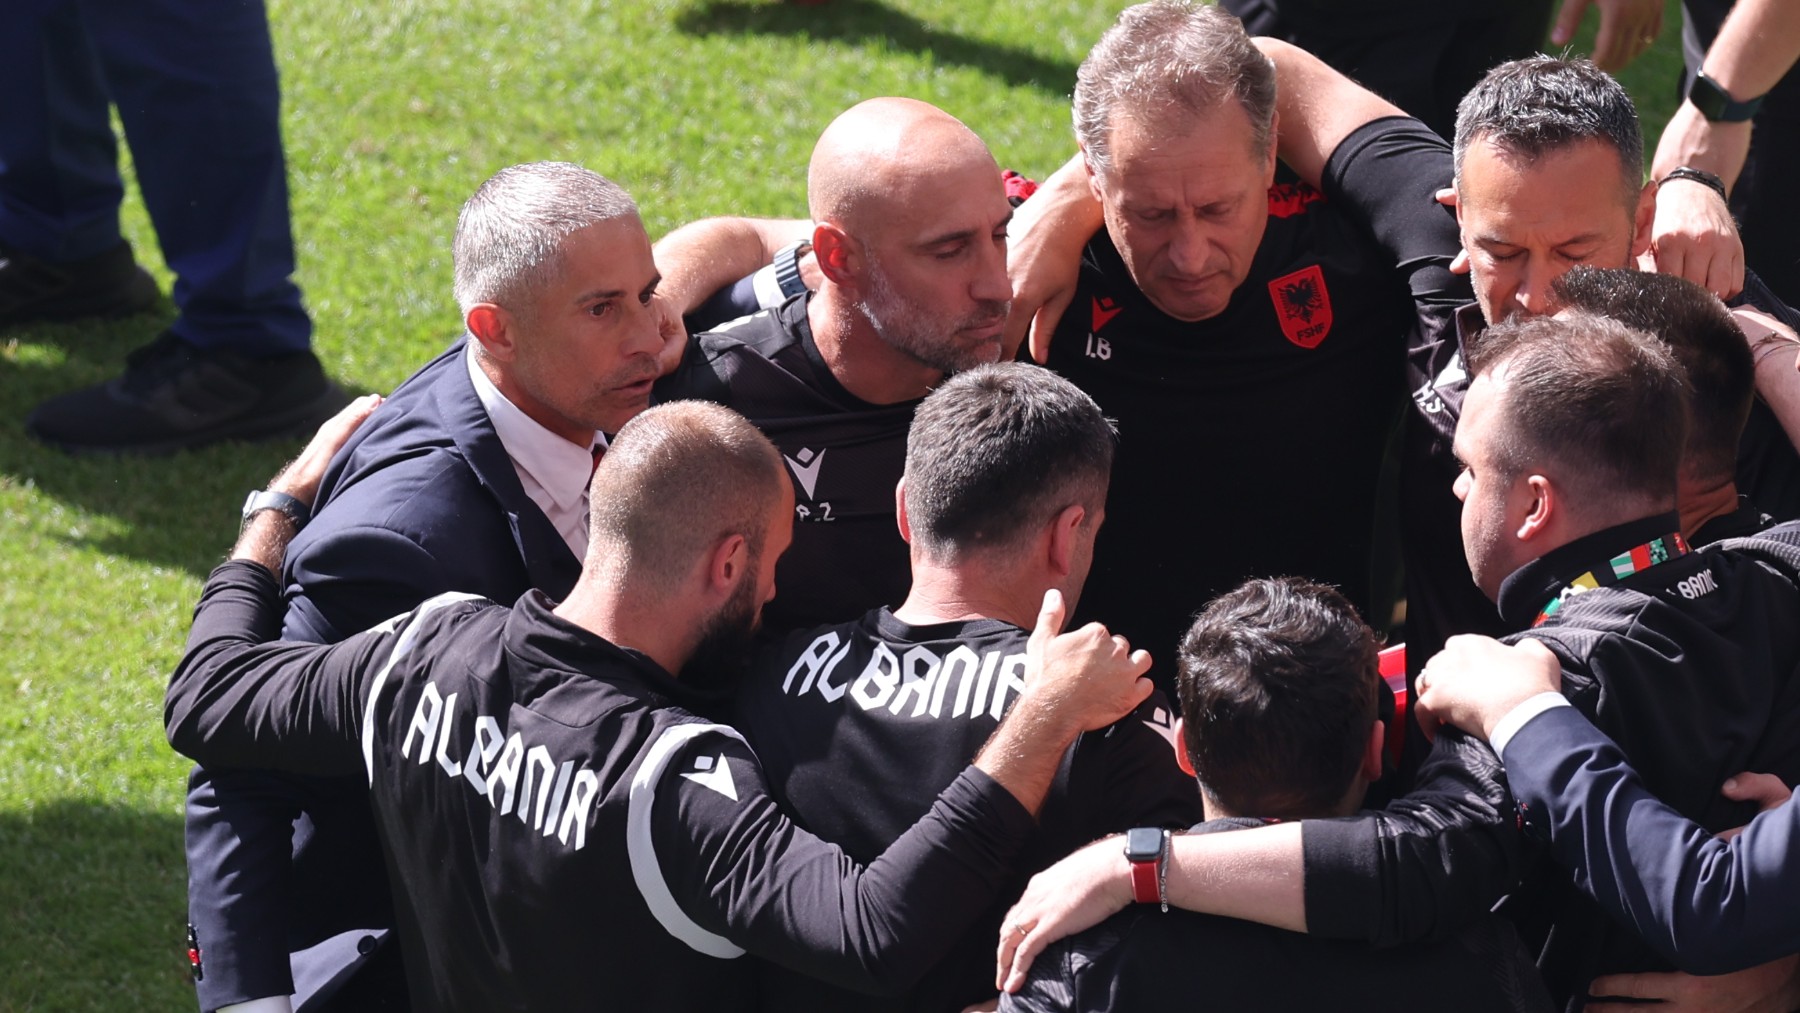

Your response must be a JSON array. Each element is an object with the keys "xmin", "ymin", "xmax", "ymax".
[
  {"xmin": 587, "ymin": 402, "xmax": 787, "ymax": 593},
  {"xmin": 807, "ymin": 98, "xmax": 1000, "ymax": 228}
]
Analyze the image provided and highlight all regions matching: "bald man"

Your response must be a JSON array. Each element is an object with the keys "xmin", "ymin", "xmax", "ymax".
[
  {"xmin": 169, "ymin": 398, "xmax": 1157, "ymax": 1011},
  {"xmin": 655, "ymin": 97, "xmax": 1014, "ymax": 632}
]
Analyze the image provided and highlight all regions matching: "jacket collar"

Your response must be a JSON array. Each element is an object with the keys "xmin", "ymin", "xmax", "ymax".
[
  {"xmin": 435, "ymin": 337, "xmax": 583, "ymax": 597},
  {"xmin": 1494, "ymin": 512, "xmax": 1684, "ymax": 628}
]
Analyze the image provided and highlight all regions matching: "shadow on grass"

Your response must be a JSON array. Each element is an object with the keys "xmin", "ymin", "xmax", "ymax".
[
  {"xmin": 673, "ymin": 0, "xmax": 1080, "ymax": 94},
  {"xmin": 0, "ymin": 314, "xmax": 350, "ymax": 577},
  {"xmin": 0, "ymin": 801, "xmax": 191, "ymax": 1010}
]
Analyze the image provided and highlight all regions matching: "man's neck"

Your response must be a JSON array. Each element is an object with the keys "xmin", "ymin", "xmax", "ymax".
[
  {"xmin": 892, "ymin": 558, "xmax": 1043, "ymax": 629},
  {"xmin": 809, "ymin": 287, "xmax": 944, "ymax": 405},
  {"xmin": 1679, "ymin": 475, "xmax": 1742, "ymax": 541},
  {"xmin": 553, "ymin": 573, "xmax": 688, "ymax": 676}
]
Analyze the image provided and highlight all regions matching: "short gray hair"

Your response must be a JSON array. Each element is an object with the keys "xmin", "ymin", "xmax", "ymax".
[
  {"xmin": 452, "ymin": 162, "xmax": 639, "ymax": 316},
  {"xmin": 1452, "ymin": 56, "xmax": 1643, "ymax": 206},
  {"xmin": 1073, "ymin": 0, "xmax": 1276, "ymax": 181}
]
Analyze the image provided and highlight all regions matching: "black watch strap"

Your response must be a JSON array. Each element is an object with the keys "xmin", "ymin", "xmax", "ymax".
[
  {"xmin": 1660, "ymin": 166, "xmax": 1728, "ymax": 203},
  {"xmin": 241, "ymin": 489, "xmax": 310, "ymax": 529},
  {"xmin": 1687, "ymin": 71, "xmax": 1764, "ymax": 123},
  {"xmin": 772, "ymin": 240, "xmax": 811, "ymax": 300}
]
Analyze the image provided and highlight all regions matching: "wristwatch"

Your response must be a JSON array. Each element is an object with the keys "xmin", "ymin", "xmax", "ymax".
[
  {"xmin": 241, "ymin": 489, "xmax": 311, "ymax": 530},
  {"xmin": 1687, "ymin": 71, "xmax": 1764, "ymax": 123},
  {"xmin": 1124, "ymin": 827, "xmax": 1170, "ymax": 910},
  {"xmin": 772, "ymin": 239, "xmax": 812, "ymax": 300}
]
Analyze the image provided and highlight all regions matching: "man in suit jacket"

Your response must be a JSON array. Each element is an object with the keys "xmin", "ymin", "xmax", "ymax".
[{"xmin": 183, "ymin": 162, "xmax": 676, "ymax": 1013}]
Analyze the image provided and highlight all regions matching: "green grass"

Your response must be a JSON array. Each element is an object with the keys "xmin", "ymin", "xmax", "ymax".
[{"xmin": 0, "ymin": 0, "xmax": 1688, "ymax": 1006}]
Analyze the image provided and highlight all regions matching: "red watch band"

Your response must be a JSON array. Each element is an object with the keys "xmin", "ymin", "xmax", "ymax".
[{"xmin": 1129, "ymin": 855, "xmax": 1160, "ymax": 904}]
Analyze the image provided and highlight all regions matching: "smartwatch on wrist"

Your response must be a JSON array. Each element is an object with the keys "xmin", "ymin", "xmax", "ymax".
[
  {"xmin": 241, "ymin": 489, "xmax": 310, "ymax": 530},
  {"xmin": 771, "ymin": 239, "xmax": 812, "ymax": 300},
  {"xmin": 1687, "ymin": 71, "xmax": 1764, "ymax": 123},
  {"xmin": 1125, "ymin": 827, "xmax": 1170, "ymax": 910}
]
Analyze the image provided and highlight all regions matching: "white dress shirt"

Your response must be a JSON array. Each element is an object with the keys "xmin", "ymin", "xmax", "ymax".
[{"xmin": 466, "ymin": 343, "xmax": 604, "ymax": 560}]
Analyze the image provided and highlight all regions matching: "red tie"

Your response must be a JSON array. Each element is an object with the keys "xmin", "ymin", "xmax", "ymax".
[{"xmin": 591, "ymin": 444, "xmax": 605, "ymax": 477}]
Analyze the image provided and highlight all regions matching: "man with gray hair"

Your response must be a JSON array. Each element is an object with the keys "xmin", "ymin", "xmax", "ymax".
[
  {"xmin": 181, "ymin": 161, "xmax": 676, "ymax": 1012},
  {"xmin": 1009, "ymin": 0, "xmax": 1471, "ymax": 691}
]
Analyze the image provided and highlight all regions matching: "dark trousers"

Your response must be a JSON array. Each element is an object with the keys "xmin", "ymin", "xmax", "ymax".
[
  {"xmin": 0, "ymin": 0, "xmax": 310, "ymax": 353},
  {"xmin": 186, "ymin": 767, "xmax": 407, "ymax": 1012}
]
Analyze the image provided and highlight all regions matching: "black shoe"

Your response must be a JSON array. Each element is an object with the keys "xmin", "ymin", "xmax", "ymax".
[
  {"xmin": 26, "ymin": 331, "xmax": 351, "ymax": 455},
  {"xmin": 0, "ymin": 240, "xmax": 160, "ymax": 327}
]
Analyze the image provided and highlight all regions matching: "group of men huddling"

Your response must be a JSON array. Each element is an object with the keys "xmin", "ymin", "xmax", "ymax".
[{"xmin": 163, "ymin": 2, "xmax": 1800, "ymax": 1011}]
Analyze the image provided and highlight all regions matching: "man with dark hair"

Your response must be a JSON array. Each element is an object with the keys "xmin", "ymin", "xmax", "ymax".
[
  {"xmin": 995, "ymin": 312, "xmax": 1800, "ymax": 1010},
  {"xmin": 1002, "ymin": 577, "xmax": 1550, "ymax": 1012},
  {"xmin": 166, "ymin": 398, "xmax": 1158, "ymax": 1012},
  {"xmin": 735, "ymin": 362, "xmax": 1200, "ymax": 1011},
  {"xmin": 656, "ymin": 97, "xmax": 1013, "ymax": 633},
  {"xmin": 1552, "ymin": 266, "xmax": 1771, "ymax": 544},
  {"xmin": 1179, "ymin": 579, "xmax": 1384, "ymax": 821},
  {"xmin": 1403, "ymin": 54, "xmax": 1800, "ymax": 676}
]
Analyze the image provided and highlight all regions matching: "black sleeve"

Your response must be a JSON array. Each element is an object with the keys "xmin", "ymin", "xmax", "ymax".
[
  {"xmin": 166, "ymin": 560, "xmax": 404, "ymax": 776},
  {"xmin": 1088, "ymin": 692, "xmax": 1205, "ymax": 834},
  {"xmin": 639, "ymin": 723, "xmax": 1037, "ymax": 995},
  {"xmin": 1321, "ymin": 116, "xmax": 1470, "ymax": 308},
  {"xmin": 1301, "ymin": 727, "xmax": 1525, "ymax": 945},
  {"xmin": 684, "ymin": 272, "xmax": 766, "ymax": 334}
]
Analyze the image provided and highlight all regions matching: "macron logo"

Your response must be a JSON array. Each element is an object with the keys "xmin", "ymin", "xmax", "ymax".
[
  {"xmin": 679, "ymin": 753, "xmax": 739, "ymax": 801},
  {"xmin": 1091, "ymin": 296, "xmax": 1123, "ymax": 332},
  {"xmin": 1140, "ymin": 705, "xmax": 1179, "ymax": 752},
  {"xmin": 785, "ymin": 448, "xmax": 826, "ymax": 499}
]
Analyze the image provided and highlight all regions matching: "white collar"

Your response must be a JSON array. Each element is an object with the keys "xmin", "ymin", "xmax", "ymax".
[{"xmin": 465, "ymin": 341, "xmax": 603, "ymax": 514}]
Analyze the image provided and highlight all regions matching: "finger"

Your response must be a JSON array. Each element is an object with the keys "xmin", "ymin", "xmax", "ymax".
[
  {"xmin": 1588, "ymin": 971, "xmax": 1670, "ymax": 1002},
  {"xmin": 1591, "ymin": 9, "xmax": 1631, "ymax": 71},
  {"xmin": 1723, "ymin": 248, "xmax": 1745, "ymax": 301},
  {"xmin": 1701, "ymin": 250, "xmax": 1734, "ymax": 301},
  {"xmin": 994, "ymin": 911, "xmax": 1030, "ymax": 989},
  {"xmin": 1028, "ymin": 289, "xmax": 1073, "ymax": 364},
  {"xmin": 1129, "ymin": 648, "xmax": 1152, "ymax": 673},
  {"xmin": 1654, "ymin": 240, "xmax": 1688, "ymax": 287},
  {"xmin": 1003, "ymin": 923, "xmax": 1053, "ymax": 994},
  {"xmin": 314, "ymin": 393, "xmax": 383, "ymax": 446},
  {"xmin": 1004, "ymin": 309, "xmax": 1032, "ymax": 365},
  {"xmin": 1127, "ymin": 675, "xmax": 1155, "ymax": 709},
  {"xmin": 1721, "ymin": 771, "xmax": 1793, "ymax": 809},
  {"xmin": 1516, "ymin": 638, "xmax": 1559, "ymax": 665},
  {"xmin": 1550, "ymin": 0, "xmax": 1588, "ymax": 45},
  {"xmin": 1028, "ymin": 589, "xmax": 1067, "ymax": 657}
]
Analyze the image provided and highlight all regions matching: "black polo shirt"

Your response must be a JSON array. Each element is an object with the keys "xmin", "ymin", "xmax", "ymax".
[
  {"xmin": 657, "ymin": 296, "xmax": 916, "ymax": 633},
  {"xmin": 1042, "ymin": 116, "xmax": 1468, "ymax": 690},
  {"xmin": 736, "ymin": 607, "xmax": 1203, "ymax": 1012}
]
